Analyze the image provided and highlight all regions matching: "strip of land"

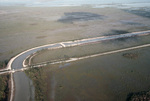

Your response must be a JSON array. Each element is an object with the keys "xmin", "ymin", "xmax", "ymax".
[
  {"xmin": 0, "ymin": 43, "xmax": 150, "ymax": 75},
  {"xmin": 0, "ymin": 30, "xmax": 150, "ymax": 101},
  {"xmin": 0, "ymin": 30, "xmax": 149, "ymax": 74}
]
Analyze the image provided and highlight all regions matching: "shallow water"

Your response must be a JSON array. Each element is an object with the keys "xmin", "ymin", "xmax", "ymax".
[
  {"xmin": 24, "ymin": 33, "xmax": 150, "ymax": 101},
  {"xmin": 52, "ymin": 46, "xmax": 150, "ymax": 101},
  {"xmin": 14, "ymin": 72, "xmax": 35, "ymax": 101}
]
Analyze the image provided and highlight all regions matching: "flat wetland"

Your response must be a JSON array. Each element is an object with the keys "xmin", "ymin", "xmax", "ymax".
[
  {"xmin": 31, "ymin": 34, "xmax": 150, "ymax": 64},
  {"xmin": 27, "ymin": 31, "xmax": 150, "ymax": 101},
  {"xmin": 0, "ymin": 6, "xmax": 150, "ymax": 61},
  {"xmin": 26, "ymin": 46, "xmax": 150, "ymax": 101},
  {"xmin": 0, "ymin": 5, "xmax": 150, "ymax": 101}
]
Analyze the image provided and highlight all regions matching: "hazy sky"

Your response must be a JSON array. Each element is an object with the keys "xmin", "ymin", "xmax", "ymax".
[
  {"xmin": 0, "ymin": 0, "xmax": 150, "ymax": 6},
  {"xmin": 0, "ymin": 0, "xmax": 150, "ymax": 3}
]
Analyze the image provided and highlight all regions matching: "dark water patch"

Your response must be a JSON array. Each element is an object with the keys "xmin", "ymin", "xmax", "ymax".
[
  {"xmin": 126, "ymin": 91, "xmax": 150, "ymax": 101},
  {"xmin": 123, "ymin": 8, "xmax": 150, "ymax": 18},
  {"xmin": 58, "ymin": 12, "xmax": 105, "ymax": 23},
  {"xmin": 104, "ymin": 30, "xmax": 129, "ymax": 36}
]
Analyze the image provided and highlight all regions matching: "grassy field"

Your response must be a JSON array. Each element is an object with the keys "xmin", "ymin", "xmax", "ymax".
[
  {"xmin": 0, "ymin": 6, "xmax": 150, "ymax": 61},
  {"xmin": 25, "ymin": 46, "xmax": 150, "ymax": 101}
]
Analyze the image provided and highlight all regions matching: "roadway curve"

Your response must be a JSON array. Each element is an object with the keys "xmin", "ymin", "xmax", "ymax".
[{"xmin": 2, "ymin": 30, "xmax": 150, "ymax": 101}]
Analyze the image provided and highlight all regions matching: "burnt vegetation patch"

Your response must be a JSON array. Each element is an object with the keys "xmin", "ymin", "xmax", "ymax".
[
  {"xmin": 104, "ymin": 30, "xmax": 130, "ymax": 36},
  {"xmin": 102, "ymin": 30, "xmax": 138, "ymax": 43},
  {"xmin": 102, "ymin": 34, "xmax": 138, "ymax": 45},
  {"xmin": 123, "ymin": 8, "xmax": 150, "ymax": 18},
  {"xmin": 114, "ymin": 36, "xmax": 138, "ymax": 42},
  {"xmin": 58, "ymin": 12, "xmax": 105, "ymax": 23}
]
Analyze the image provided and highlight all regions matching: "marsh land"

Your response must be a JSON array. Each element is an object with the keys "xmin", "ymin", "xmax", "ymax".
[
  {"xmin": 26, "ymin": 46, "xmax": 150, "ymax": 101},
  {"xmin": 0, "ymin": 6, "xmax": 150, "ymax": 61},
  {"xmin": 0, "ymin": 4, "xmax": 150, "ymax": 101}
]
